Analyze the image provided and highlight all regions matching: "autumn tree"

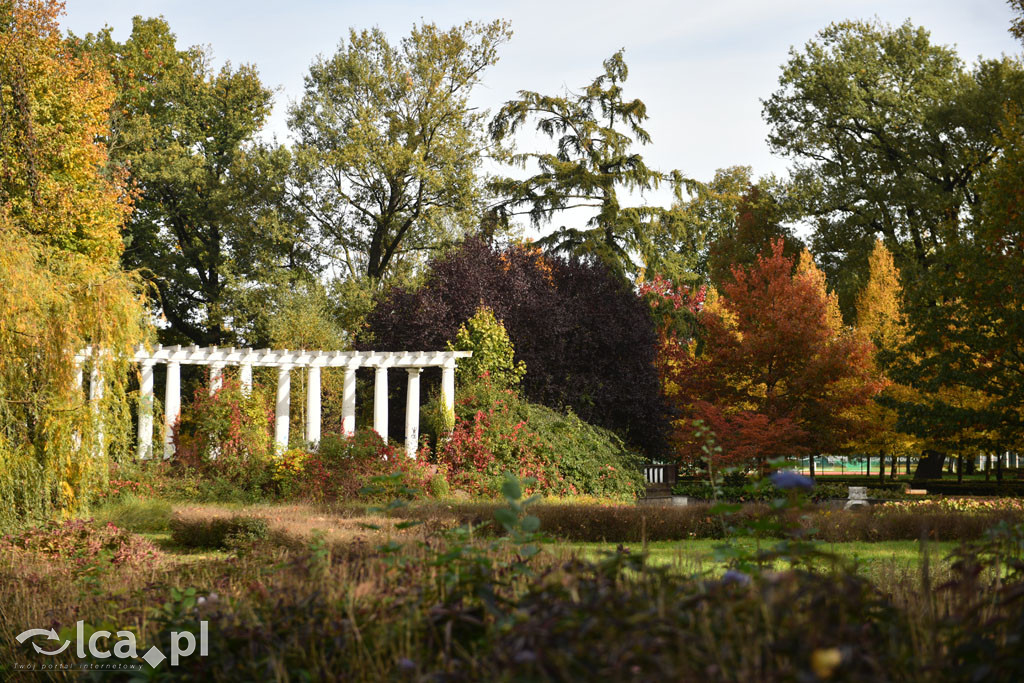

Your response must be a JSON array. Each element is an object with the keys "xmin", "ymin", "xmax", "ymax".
[
  {"xmin": 846, "ymin": 241, "xmax": 920, "ymax": 478},
  {"xmin": 488, "ymin": 50, "xmax": 695, "ymax": 281},
  {"xmin": 289, "ymin": 21, "xmax": 511, "ymax": 283},
  {"xmin": 76, "ymin": 17, "xmax": 313, "ymax": 346},
  {"xmin": 663, "ymin": 241, "xmax": 878, "ymax": 472},
  {"xmin": 764, "ymin": 19, "xmax": 1024, "ymax": 318},
  {"xmin": 1, "ymin": 0, "xmax": 146, "ymax": 526}
]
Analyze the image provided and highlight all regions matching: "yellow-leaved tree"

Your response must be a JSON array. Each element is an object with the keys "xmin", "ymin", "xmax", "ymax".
[
  {"xmin": 846, "ymin": 241, "xmax": 920, "ymax": 477},
  {"xmin": 0, "ymin": 0, "xmax": 147, "ymax": 527}
]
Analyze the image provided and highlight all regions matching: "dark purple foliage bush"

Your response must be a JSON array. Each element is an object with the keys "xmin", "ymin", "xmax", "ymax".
[{"xmin": 363, "ymin": 238, "xmax": 668, "ymax": 455}]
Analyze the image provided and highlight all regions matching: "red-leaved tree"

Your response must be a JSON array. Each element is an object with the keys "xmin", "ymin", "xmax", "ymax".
[{"xmin": 663, "ymin": 240, "xmax": 879, "ymax": 472}]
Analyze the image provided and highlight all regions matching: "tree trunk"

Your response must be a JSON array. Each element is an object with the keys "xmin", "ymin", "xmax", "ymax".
[
  {"xmin": 809, "ymin": 454, "xmax": 815, "ymax": 478},
  {"xmin": 890, "ymin": 453, "xmax": 898, "ymax": 480},
  {"xmin": 878, "ymin": 450, "xmax": 885, "ymax": 483},
  {"xmin": 906, "ymin": 454, "xmax": 911, "ymax": 476},
  {"xmin": 956, "ymin": 454, "xmax": 963, "ymax": 483},
  {"xmin": 866, "ymin": 454, "xmax": 871, "ymax": 478},
  {"xmin": 914, "ymin": 450, "xmax": 945, "ymax": 481},
  {"xmin": 996, "ymin": 450, "xmax": 1004, "ymax": 483}
]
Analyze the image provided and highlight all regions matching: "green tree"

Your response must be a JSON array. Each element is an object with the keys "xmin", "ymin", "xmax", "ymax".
[
  {"xmin": 705, "ymin": 174, "xmax": 804, "ymax": 290},
  {"xmin": 76, "ymin": 17, "xmax": 313, "ymax": 346},
  {"xmin": 448, "ymin": 306, "xmax": 526, "ymax": 388},
  {"xmin": 288, "ymin": 20, "xmax": 512, "ymax": 283},
  {"xmin": 488, "ymin": 50, "xmax": 695, "ymax": 281},
  {"xmin": 763, "ymin": 19, "xmax": 1024, "ymax": 318}
]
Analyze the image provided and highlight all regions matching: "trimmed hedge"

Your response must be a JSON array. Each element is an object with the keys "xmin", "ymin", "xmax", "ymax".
[{"xmin": 398, "ymin": 501, "xmax": 1024, "ymax": 543}]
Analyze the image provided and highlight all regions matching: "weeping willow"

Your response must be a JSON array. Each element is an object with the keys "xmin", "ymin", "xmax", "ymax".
[{"xmin": 0, "ymin": 0, "xmax": 148, "ymax": 528}]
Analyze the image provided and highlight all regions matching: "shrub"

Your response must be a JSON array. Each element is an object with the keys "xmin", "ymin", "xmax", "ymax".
[
  {"xmin": 291, "ymin": 430, "xmax": 432, "ymax": 503},
  {"xmin": 672, "ymin": 481, "xmax": 852, "ymax": 503},
  {"xmin": 169, "ymin": 515, "xmax": 270, "ymax": 550},
  {"xmin": 172, "ymin": 376, "xmax": 276, "ymax": 497},
  {"xmin": 364, "ymin": 238, "xmax": 668, "ymax": 455},
  {"xmin": 1, "ymin": 519, "xmax": 160, "ymax": 568},
  {"xmin": 428, "ymin": 378, "xmax": 645, "ymax": 500},
  {"xmin": 449, "ymin": 305, "xmax": 526, "ymax": 388}
]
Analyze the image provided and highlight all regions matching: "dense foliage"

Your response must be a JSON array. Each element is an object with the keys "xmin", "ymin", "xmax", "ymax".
[
  {"xmin": 365, "ymin": 237, "xmax": 668, "ymax": 454},
  {"xmin": 660, "ymin": 241, "xmax": 879, "ymax": 470},
  {"xmin": 0, "ymin": 0, "xmax": 146, "ymax": 529},
  {"xmin": 427, "ymin": 378, "xmax": 645, "ymax": 500}
]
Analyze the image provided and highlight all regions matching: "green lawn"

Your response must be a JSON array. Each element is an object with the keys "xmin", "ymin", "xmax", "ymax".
[{"xmin": 551, "ymin": 537, "xmax": 958, "ymax": 578}]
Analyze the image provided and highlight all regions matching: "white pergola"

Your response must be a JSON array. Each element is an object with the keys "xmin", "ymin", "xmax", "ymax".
[{"xmin": 75, "ymin": 345, "xmax": 471, "ymax": 460}]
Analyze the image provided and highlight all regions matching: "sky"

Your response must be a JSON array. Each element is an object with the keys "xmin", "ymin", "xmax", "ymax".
[{"xmin": 61, "ymin": 0, "xmax": 1022, "ymax": 206}]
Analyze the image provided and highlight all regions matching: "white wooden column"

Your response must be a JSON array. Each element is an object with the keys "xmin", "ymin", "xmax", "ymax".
[
  {"xmin": 342, "ymin": 365, "xmax": 357, "ymax": 436},
  {"xmin": 405, "ymin": 368, "xmax": 422, "ymax": 458},
  {"xmin": 275, "ymin": 365, "xmax": 291, "ymax": 452},
  {"xmin": 306, "ymin": 365, "xmax": 321, "ymax": 445},
  {"xmin": 209, "ymin": 362, "xmax": 225, "ymax": 395},
  {"xmin": 240, "ymin": 363, "xmax": 253, "ymax": 396},
  {"xmin": 373, "ymin": 364, "xmax": 389, "ymax": 442},
  {"xmin": 164, "ymin": 360, "xmax": 181, "ymax": 459},
  {"xmin": 137, "ymin": 360, "xmax": 156, "ymax": 459},
  {"xmin": 442, "ymin": 360, "xmax": 456, "ymax": 422},
  {"xmin": 89, "ymin": 360, "xmax": 104, "ymax": 458}
]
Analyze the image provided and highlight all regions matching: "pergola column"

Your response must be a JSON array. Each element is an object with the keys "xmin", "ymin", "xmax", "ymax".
[
  {"xmin": 89, "ymin": 360, "xmax": 105, "ymax": 458},
  {"xmin": 209, "ymin": 362, "xmax": 225, "ymax": 395},
  {"xmin": 275, "ymin": 365, "xmax": 292, "ymax": 452},
  {"xmin": 240, "ymin": 363, "xmax": 253, "ymax": 396},
  {"xmin": 306, "ymin": 365, "xmax": 321, "ymax": 445},
  {"xmin": 441, "ymin": 360, "xmax": 456, "ymax": 422},
  {"xmin": 342, "ymin": 365, "xmax": 357, "ymax": 436},
  {"xmin": 137, "ymin": 360, "xmax": 156, "ymax": 459},
  {"xmin": 163, "ymin": 360, "xmax": 181, "ymax": 459},
  {"xmin": 405, "ymin": 368, "xmax": 421, "ymax": 458},
  {"xmin": 373, "ymin": 363, "xmax": 390, "ymax": 442}
]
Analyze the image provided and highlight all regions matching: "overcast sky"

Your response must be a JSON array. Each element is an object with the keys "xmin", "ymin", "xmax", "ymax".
[{"xmin": 62, "ymin": 0, "xmax": 1021, "ymax": 197}]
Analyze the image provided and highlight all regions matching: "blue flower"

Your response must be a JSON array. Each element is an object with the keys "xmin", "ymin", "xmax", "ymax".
[
  {"xmin": 770, "ymin": 471, "xmax": 814, "ymax": 491},
  {"xmin": 721, "ymin": 569, "xmax": 751, "ymax": 586}
]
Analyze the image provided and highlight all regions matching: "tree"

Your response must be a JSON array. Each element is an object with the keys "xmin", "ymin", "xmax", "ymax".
[
  {"xmin": 763, "ymin": 19, "xmax": 1024, "ymax": 318},
  {"xmin": 663, "ymin": 241, "xmax": 878, "ymax": 472},
  {"xmin": 449, "ymin": 306, "xmax": 526, "ymax": 389},
  {"xmin": 488, "ymin": 50, "xmax": 694, "ymax": 281},
  {"xmin": 1, "ymin": 0, "xmax": 146, "ymax": 525},
  {"xmin": 364, "ymin": 238, "xmax": 668, "ymax": 455},
  {"xmin": 846, "ymin": 241, "xmax": 920, "ymax": 478},
  {"xmin": 289, "ymin": 21, "xmax": 511, "ymax": 283},
  {"xmin": 888, "ymin": 110, "xmax": 1024, "ymax": 471},
  {"xmin": 76, "ymin": 17, "xmax": 312, "ymax": 346},
  {"xmin": 705, "ymin": 175, "xmax": 804, "ymax": 290}
]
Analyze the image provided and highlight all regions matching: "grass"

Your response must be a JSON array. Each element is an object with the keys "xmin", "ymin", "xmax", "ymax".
[
  {"xmin": 553, "ymin": 538, "xmax": 958, "ymax": 578},
  {"xmin": 4, "ymin": 494, "xmax": 1022, "ymax": 680}
]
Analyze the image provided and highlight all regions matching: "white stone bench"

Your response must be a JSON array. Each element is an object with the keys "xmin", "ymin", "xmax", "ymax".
[{"xmin": 844, "ymin": 486, "xmax": 870, "ymax": 510}]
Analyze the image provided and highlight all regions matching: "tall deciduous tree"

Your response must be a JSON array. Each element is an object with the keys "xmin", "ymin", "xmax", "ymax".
[
  {"xmin": 763, "ymin": 19, "xmax": 1024, "ymax": 318},
  {"xmin": 77, "ymin": 17, "xmax": 311, "ymax": 346},
  {"xmin": 847, "ymin": 241, "xmax": 919, "ymax": 476},
  {"xmin": 663, "ymin": 241, "xmax": 878, "ymax": 472},
  {"xmin": 289, "ymin": 21, "xmax": 511, "ymax": 283},
  {"xmin": 1, "ymin": 0, "xmax": 146, "ymax": 524},
  {"xmin": 488, "ymin": 50, "xmax": 695, "ymax": 281}
]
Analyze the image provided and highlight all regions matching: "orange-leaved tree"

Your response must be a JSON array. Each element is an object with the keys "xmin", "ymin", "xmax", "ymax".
[
  {"xmin": 662, "ymin": 240, "xmax": 879, "ymax": 473},
  {"xmin": 0, "ymin": 0, "xmax": 146, "ymax": 526}
]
